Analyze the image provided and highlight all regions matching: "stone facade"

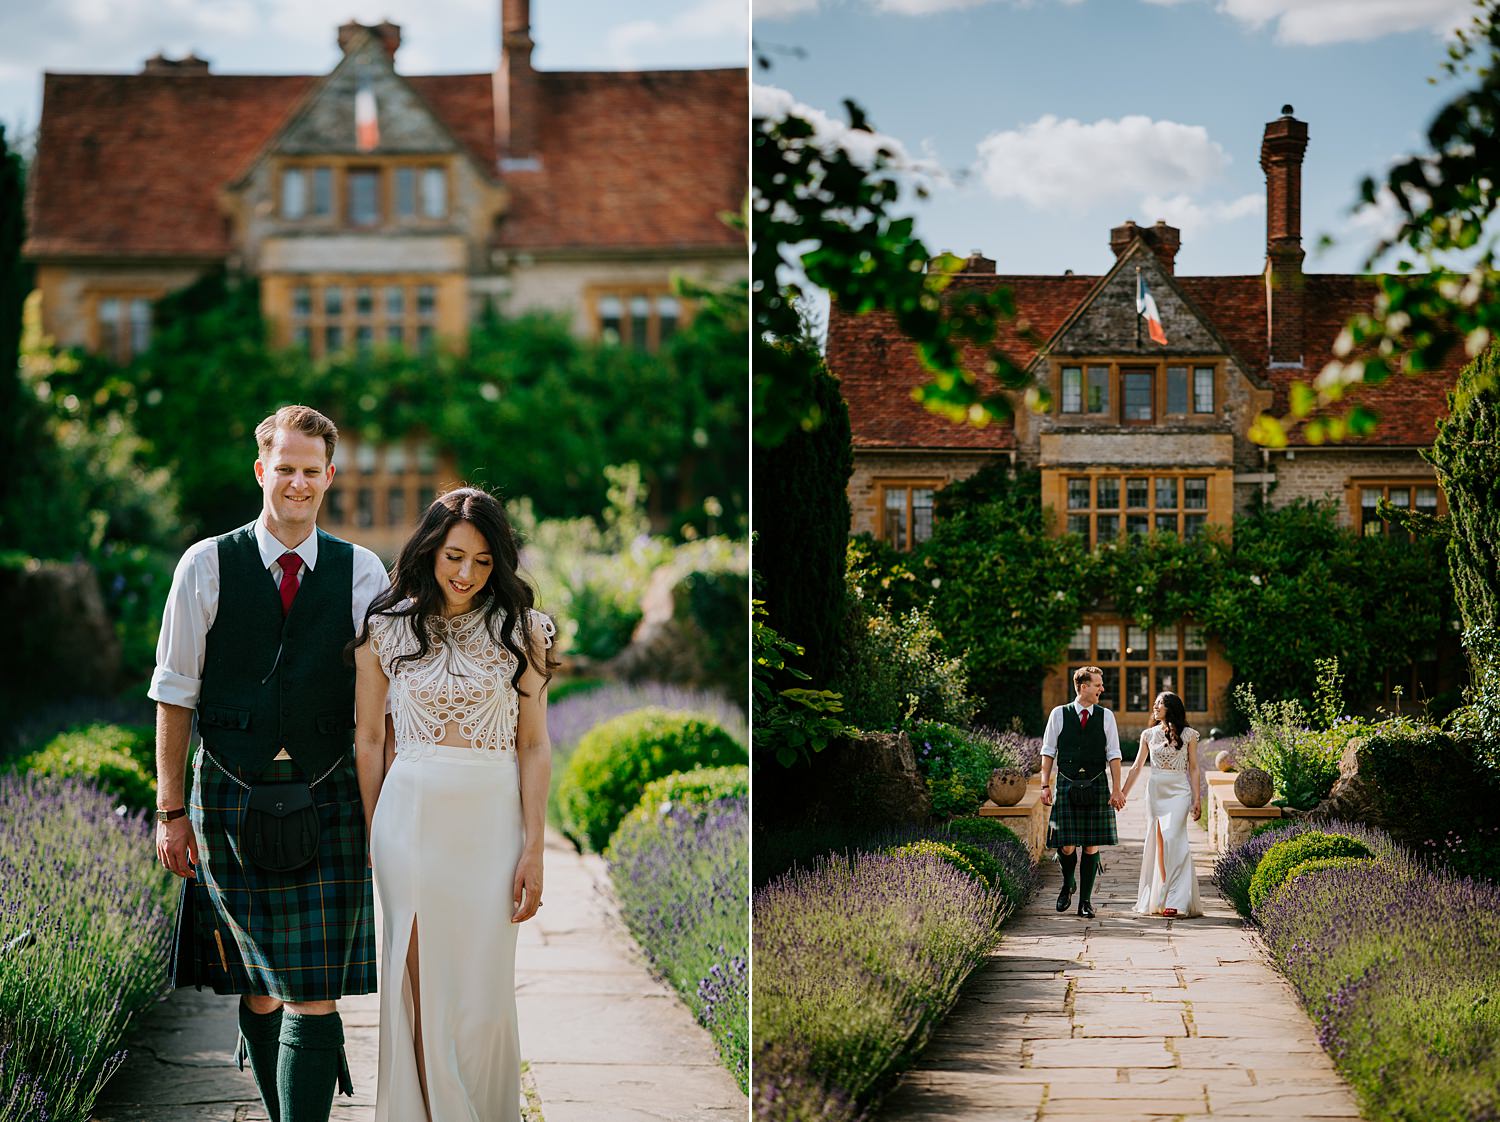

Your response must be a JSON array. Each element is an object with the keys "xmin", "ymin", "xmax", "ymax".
[{"xmin": 851, "ymin": 451, "xmax": 1009, "ymax": 540}]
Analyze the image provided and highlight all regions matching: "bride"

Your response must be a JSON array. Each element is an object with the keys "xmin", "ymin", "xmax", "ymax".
[
  {"xmin": 351, "ymin": 487, "xmax": 555, "ymax": 1121},
  {"xmin": 1121, "ymin": 691, "xmax": 1202, "ymax": 918}
]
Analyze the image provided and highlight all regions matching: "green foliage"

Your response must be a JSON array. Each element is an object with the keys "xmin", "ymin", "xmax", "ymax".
[
  {"xmin": 13, "ymin": 723, "xmax": 157, "ymax": 812},
  {"xmin": 1249, "ymin": 832, "xmax": 1373, "ymax": 911},
  {"xmin": 886, "ymin": 839, "xmax": 983, "ymax": 885},
  {"xmin": 609, "ymin": 765, "xmax": 750, "ymax": 843},
  {"xmin": 0, "ymin": 124, "xmax": 30, "ymax": 498},
  {"xmin": 752, "ymin": 598, "xmax": 848, "ymax": 768},
  {"xmin": 834, "ymin": 573, "xmax": 976, "ymax": 732},
  {"xmin": 1233, "ymin": 681, "xmax": 1355, "ymax": 810},
  {"xmin": 752, "ymin": 359, "xmax": 851, "ymax": 686},
  {"xmin": 906, "ymin": 721, "xmax": 993, "ymax": 818},
  {"xmin": 1280, "ymin": 855, "xmax": 1372, "ymax": 895},
  {"xmin": 546, "ymin": 677, "xmax": 608, "ymax": 704},
  {"xmin": 556, "ymin": 707, "xmax": 746, "ymax": 852},
  {"xmin": 753, "ymin": 98, "xmax": 1034, "ymax": 447}
]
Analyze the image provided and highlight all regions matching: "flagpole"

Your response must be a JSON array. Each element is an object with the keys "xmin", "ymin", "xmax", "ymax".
[{"xmin": 1135, "ymin": 266, "xmax": 1142, "ymax": 349}]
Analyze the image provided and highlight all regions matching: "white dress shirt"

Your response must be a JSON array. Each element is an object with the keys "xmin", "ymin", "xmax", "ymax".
[
  {"xmin": 148, "ymin": 518, "xmax": 390, "ymax": 710},
  {"xmin": 1040, "ymin": 700, "xmax": 1123, "ymax": 763}
]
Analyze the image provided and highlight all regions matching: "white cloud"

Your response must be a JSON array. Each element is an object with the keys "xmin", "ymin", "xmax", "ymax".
[
  {"xmin": 609, "ymin": 0, "xmax": 747, "ymax": 65},
  {"xmin": 754, "ymin": 0, "xmax": 823, "ymax": 17},
  {"xmin": 1139, "ymin": 191, "xmax": 1262, "ymax": 238},
  {"xmin": 975, "ymin": 114, "xmax": 1229, "ymax": 210},
  {"xmin": 754, "ymin": 82, "xmax": 943, "ymax": 177},
  {"xmin": 1215, "ymin": 0, "xmax": 1473, "ymax": 45},
  {"xmin": 873, "ymin": 0, "xmax": 997, "ymax": 13}
]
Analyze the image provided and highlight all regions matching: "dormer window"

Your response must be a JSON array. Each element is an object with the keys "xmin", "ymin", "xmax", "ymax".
[
  {"xmin": 348, "ymin": 168, "xmax": 381, "ymax": 227},
  {"xmin": 1053, "ymin": 360, "xmax": 1219, "ymax": 423},
  {"xmin": 1059, "ymin": 365, "xmax": 1109, "ymax": 414}
]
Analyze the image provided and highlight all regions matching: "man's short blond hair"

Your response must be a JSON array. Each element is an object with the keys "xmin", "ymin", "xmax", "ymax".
[
  {"xmin": 255, "ymin": 405, "xmax": 338, "ymax": 464},
  {"xmin": 1073, "ymin": 665, "xmax": 1103, "ymax": 690}
]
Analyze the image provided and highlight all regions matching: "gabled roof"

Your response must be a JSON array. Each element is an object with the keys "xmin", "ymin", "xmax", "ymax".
[
  {"xmin": 830, "ymin": 266, "xmax": 1462, "ymax": 450},
  {"xmin": 26, "ymin": 63, "xmax": 746, "ymax": 260},
  {"xmin": 498, "ymin": 68, "xmax": 746, "ymax": 253}
]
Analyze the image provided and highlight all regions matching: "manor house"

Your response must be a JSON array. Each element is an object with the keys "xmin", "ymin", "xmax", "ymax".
[
  {"xmin": 25, "ymin": 0, "xmax": 746, "ymax": 555},
  {"xmin": 826, "ymin": 108, "xmax": 1460, "ymax": 735}
]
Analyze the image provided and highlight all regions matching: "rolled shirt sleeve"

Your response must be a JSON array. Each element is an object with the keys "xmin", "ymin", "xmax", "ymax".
[
  {"xmin": 350, "ymin": 545, "xmax": 391, "ymax": 634},
  {"xmin": 1103, "ymin": 708, "xmax": 1123, "ymax": 762},
  {"xmin": 147, "ymin": 539, "xmax": 219, "ymax": 709},
  {"xmin": 1040, "ymin": 705, "xmax": 1063, "ymax": 758}
]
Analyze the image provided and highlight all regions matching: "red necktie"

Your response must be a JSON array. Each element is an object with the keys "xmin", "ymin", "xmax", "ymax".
[
  {"xmin": 278, "ymin": 552, "xmax": 303, "ymax": 617},
  {"xmin": 1080, "ymin": 708, "xmax": 1090, "ymax": 729}
]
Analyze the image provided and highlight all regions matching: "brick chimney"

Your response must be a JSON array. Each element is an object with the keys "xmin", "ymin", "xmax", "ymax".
[
  {"xmin": 1262, "ymin": 105, "xmax": 1308, "ymax": 366},
  {"xmin": 959, "ymin": 249, "xmax": 996, "ymax": 274},
  {"xmin": 142, "ymin": 52, "xmax": 210, "ymax": 74},
  {"xmin": 1109, "ymin": 219, "xmax": 1181, "ymax": 273},
  {"xmin": 338, "ymin": 20, "xmax": 401, "ymax": 58},
  {"xmin": 498, "ymin": 0, "xmax": 538, "ymax": 165}
]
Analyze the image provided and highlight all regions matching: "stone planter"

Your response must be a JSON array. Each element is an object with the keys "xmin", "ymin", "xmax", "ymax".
[
  {"xmin": 1234, "ymin": 767, "xmax": 1274, "ymax": 809},
  {"xmin": 987, "ymin": 768, "xmax": 1028, "ymax": 807}
]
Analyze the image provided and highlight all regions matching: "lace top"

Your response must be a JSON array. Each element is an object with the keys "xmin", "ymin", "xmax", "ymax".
[
  {"xmin": 1144, "ymin": 724, "xmax": 1197, "ymax": 771},
  {"xmin": 368, "ymin": 603, "xmax": 555, "ymax": 758}
]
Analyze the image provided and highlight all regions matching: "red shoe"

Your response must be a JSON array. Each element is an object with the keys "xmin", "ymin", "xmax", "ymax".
[{"xmin": 1162, "ymin": 908, "xmax": 1178, "ymax": 918}]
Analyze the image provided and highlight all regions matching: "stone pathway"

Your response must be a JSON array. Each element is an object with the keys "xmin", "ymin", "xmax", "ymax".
[
  {"xmin": 878, "ymin": 796, "xmax": 1366, "ymax": 1121},
  {"xmin": 93, "ymin": 827, "xmax": 745, "ymax": 1121}
]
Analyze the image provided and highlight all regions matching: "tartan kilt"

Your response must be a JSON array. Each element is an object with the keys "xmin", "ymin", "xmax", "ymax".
[
  {"xmin": 1048, "ymin": 773, "xmax": 1118, "ymax": 848},
  {"xmin": 176, "ymin": 747, "xmax": 376, "ymax": 1001}
]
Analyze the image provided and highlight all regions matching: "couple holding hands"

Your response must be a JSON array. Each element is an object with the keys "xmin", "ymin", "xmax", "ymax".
[
  {"xmin": 151, "ymin": 405, "xmax": 553, "ymax": 1122},
  {"xmin": 1039, "ymin": 666, "xmax": 1204, "ymax": 920}
]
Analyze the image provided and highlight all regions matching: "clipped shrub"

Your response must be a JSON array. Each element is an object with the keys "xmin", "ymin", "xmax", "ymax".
[
  {"xmin": 610, "ymin": 765, "xmax": 749, "ymax": 843},
  {"xmin": 1214, "ymin": 817, "xmax": 1399, "ymax": 918},
  {"xmin": 938, "ymin": 816, "xmax": 1037, "ymax": 910},
  {"xmin": 15, "ymin": 723, "xmax": 156, "ymax": 811},
  {"xmin": 1278, "ymin": 855, "xmax": 1372, "ymax": 897},
  {"xmin": 1249, "ymin": 832, "xmax": 1372, "ymax": 912},
  {"xmin": 907, "ymin": 721, "xmax": 993, "ymax": 818},
  {"xmin": 557, "ymin": 707, "xmax": 746, "ymax": 851},
  {"xmin": 887, "ymin": 840, "xmax": 984, "ymax": 885}
]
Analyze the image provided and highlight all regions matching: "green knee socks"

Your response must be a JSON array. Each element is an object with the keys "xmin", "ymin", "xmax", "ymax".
[
  {"xmin": 277, "ymin": 1010, "xmax": 354, "ymax": 1121},
  {"xmin": 1079, "ymin": 850, "xmax": 1100, "ymax": 904},
  {"xmin": 237, "ymin": 1001, "xmax": 283, "ymax": 1122}
]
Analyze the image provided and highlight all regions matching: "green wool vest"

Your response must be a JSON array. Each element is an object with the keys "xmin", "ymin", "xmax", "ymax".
[
  {"xmin": 1057, "ymin": 705, "xmax": 1108, "ymax": 779},
  {"xmin": 197, "ymin": 524, "xmax": 356, "ymax": 776}
]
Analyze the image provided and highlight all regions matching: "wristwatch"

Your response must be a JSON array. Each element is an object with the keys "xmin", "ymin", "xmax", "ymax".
[{"xmin": 156, "ymin": 806, "xmax": 187, "ymax": 824}]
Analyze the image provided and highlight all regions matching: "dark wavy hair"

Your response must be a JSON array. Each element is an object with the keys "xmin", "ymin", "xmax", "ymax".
[
  {"xmin": 350, "ymin": 486, "xmax": 554, "ymax": 695},
  {"xmin": 1154, "ymin": 691, "xmax": 1188, "ymax": 751}
]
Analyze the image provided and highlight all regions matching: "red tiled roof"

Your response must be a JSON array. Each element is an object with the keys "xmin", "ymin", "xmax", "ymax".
[
  {"xmin": 26, "ymin": 65, "xmax": 746, "ymax": 260},
  {"xmin": 27, "ymin": 73, "xmax": 315, "ymax": 259},
  {"xmin": 832, "ymin": 269, "xmax": 1459, "ymax": 450},
  {"xmin": 830, "ymin": 274, "xmax": 1095, "ymax": 450},
  {"xmin": 498, "ymin": 68, "xmax": 746, "ymax": 252}
]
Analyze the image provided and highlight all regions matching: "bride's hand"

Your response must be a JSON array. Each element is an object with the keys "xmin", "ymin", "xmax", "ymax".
[
  {"xmin": 1192, "ymin": 802, "xmax": 1202, "ymax": 821},
  {"xmin": 511, "ymin": 851, "xmax": 544, "ymax": 924}
]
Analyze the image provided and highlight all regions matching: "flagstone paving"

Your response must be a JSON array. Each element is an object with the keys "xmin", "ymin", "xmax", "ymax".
[
  {"xmin": 92, "ymin": 827, "xmax": 744, "ymax": 1121},
  {"xmin": 877, "ymin": 795, "xmax": 1366, "ymax": 1121}
]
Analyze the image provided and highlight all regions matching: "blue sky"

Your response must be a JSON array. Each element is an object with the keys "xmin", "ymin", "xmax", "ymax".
[
  {"xmin": 0, "ymin": 0, "xmax": 747, "ymax": 146},
  {"xmin": 755, "ymin": 0, "xmax": 1477, "ymax": 276}
]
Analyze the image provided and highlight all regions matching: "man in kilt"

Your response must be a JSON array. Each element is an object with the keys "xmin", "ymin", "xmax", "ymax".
[
  {"xmin": 151, "ymin": 405, "xmax": 390, "ymax": 1121},
  {"xmin": 1039, "ymin": 665, "xmax": 1126, "ymax": 919}
]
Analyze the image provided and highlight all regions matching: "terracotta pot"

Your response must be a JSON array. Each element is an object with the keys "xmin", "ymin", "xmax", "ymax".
[
  {"xmin": 987, "ymin": 768, "xmax": 1027, "ymax": 807},
  {"xmin": 1234, "ymin": 767, "xmax": 1274, "ymax": 809},
  {"xmin": 1215, "ymin": 749, "xmax": 1235, "ymax": 773}
]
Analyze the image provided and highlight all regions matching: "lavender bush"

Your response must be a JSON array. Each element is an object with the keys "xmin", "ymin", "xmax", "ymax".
[
  {"xmin": 978, "ymin": 728, "xmax": 1042, "ymax": 775},
  {"xmin": 606, "ymin": 797, "xmax": 748, "ymax": 1092},
  {"xmin": 1257, "ymin": 859, "xmax": 1500, "ymax": 1121},
  {"xmin": 0, "ymin": 774, "xmax": 174, "ymax": 1122},
  {"xmin": 753, "ymin": 850, "xmax": 1008, "ymax": 1121},
  {"xmin": 1211, "ymin": 817, "xmax": 1409, "ymax": 917}
]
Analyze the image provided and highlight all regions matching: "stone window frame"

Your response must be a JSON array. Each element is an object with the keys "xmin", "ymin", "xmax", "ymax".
[
  {"xmin": 1052, "ymin": 358, "xmax": 1222, "ymax": 426},
  {"xmin": 88, "ymin": 290, "xmax": 160, "ymax": 362},
  {"xmin": 273, "ymin": 156, "xmax": 454, "ymax": 229},
  {"xmin": 1066, "ymin": 616, "xmax": 1213, "ymax": 716},
  {"xmin": 322, "ymin": 434, "xmax": 446, "ymax": 532},
  {"xmin": 1059, "ymin": 469, "xmax": 1218, "ymax": 547},
  {"xmin": 284, "ymin": 274, "xmax": 443, "ymax": 358},
  {"xmin": 586, "ymin": 284, "xmax": 688, "ymax": 352},
  {"xmin": 1346, "ymin": 477, "xmax": 1446, "ymax": 539},
  {"xmin": 877, "ymin": 478, "xmax": 943, "ymax": 552}
]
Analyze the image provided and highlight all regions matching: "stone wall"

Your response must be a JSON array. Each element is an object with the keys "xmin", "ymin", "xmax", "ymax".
[
  {"xmin": 1264, "ymin": 448, "xmax": 1436, "ymax": 526},
  {"xmin": 849, "ymin": 451, "xmax": 1008, "ymax": 539}
]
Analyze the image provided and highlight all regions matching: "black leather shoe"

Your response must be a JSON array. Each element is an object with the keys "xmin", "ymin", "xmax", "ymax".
[
  {"xmin": 1077, "ymin": 899, "xmax": 1096, "ymax": 919},
  {"xmin": 1055, "ymin": 883, "xmax": 1073, "ymax": 912}
]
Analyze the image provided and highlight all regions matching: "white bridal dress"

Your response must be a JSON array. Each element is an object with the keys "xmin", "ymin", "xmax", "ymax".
[
  {"xmin": 1133, "ymin": 725, "xmax": 1204, "ymax": 917},
  {"xmin": 367, "ymin": 604, "xmax": 554, "ymax": 1122}
]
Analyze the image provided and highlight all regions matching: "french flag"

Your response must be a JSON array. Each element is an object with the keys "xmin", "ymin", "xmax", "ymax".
[
  {"xmin": 1137, "ymin": 272, "xmax": 1168, "ymax": 346},
  {"xmin": 355, "ymin": 79, "xmax": 379, "ymax": 152}
]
